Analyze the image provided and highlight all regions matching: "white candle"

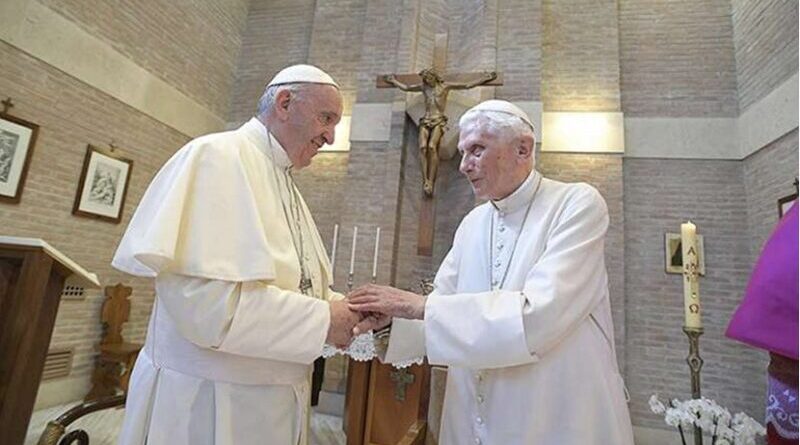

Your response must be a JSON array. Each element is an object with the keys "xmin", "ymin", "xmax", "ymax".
[
  {"xmin": 330, "ymin": 224, "xmax": 339, "ymax": 284},
  {"xmin": 681, "ymin": 221, "xmax": 702, "ymax": 329},
  {"xmin": 372, "ymin": 227, "xmax": 381, "ymax": 279},
  {"xmin": 349, "ymin": 226, "xmax": 358, "ymax": 275}
]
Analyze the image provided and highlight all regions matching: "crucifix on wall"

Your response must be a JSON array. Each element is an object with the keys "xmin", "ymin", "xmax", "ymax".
[{"xmin": 377, "ymin": 33, "xmax": 503, "ymax": 256}]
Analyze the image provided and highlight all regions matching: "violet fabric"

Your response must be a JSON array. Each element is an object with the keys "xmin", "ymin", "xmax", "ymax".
[{"xmin": 726, "ymin": 202, "xmax": 798, "ymax": 359}]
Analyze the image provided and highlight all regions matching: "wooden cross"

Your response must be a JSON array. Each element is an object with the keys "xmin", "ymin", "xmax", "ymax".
[
  {"xmin": 377, "ymin": 33, "xmax": 502, "ymax": 256},
  {"xmin": 390, "ymin": 367, "xmax": 416, "ymax": 401},
  {"xmin": 1, "ymin": 98, "xmax": 14, "ymax": 114}
]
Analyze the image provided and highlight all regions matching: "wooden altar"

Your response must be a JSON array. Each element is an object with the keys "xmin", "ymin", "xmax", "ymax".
[
  {"xmin": 345, "ymin": 359, "xmax": 430, "ymax": 445},
  {"xmin": 0, "ymin": 237, "xmax": 99, "ymax": 445}
]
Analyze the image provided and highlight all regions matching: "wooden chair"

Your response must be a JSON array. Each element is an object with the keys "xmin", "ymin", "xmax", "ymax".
[{"xmin": 84, "ymin": 284, "xmax": 142, "ymax": 401}]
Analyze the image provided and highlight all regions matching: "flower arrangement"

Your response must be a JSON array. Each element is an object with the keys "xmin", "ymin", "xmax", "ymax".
[{"xmin": 649, "ymin": 394, "xmax": 766, "ymax": 445}]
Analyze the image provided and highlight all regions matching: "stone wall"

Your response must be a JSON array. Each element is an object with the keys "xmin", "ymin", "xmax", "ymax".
[
  {"xmin": 618, "ymin": 0, "xmax": 739, "ymax": 117},
  {"xmin": 41, "ymin": 0, "xmax": 249, "ymax": 117}
]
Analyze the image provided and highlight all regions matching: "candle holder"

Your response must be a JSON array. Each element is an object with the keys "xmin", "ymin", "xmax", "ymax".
[{"xmin": 683, "ymin": 326, "xmax": 704, "ymax": 445}]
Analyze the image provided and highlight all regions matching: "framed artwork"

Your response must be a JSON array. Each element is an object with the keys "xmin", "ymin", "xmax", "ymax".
[
  {"xmin": 777, "ymin": 180, "xmax": 797, "ymax": 218},
  {"xmin": 72, "ymin": 145, "xmax": 133, "ymax": 224},
  {"xmin": 0, "ymin": 111, "xmax": 39, "ymax": 203},
  {"xmin": 778, "ymin": 194, "xmax": 797, "ymax": 218},
  {"xmin": 664, "ymin": 233, "xmax": 706, "ymax": 276}
]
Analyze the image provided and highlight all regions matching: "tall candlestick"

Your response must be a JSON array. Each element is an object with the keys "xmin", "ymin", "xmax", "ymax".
[
  {"xmin": 330, "ymin": 224, "xmax": 339, "ymax": 285},
  {"xmin": 349, "ymin": 226, "xmax": 358, "ymax": 275},
  {"xmin": 681, "ymin": 221, "xmax": 702, "ymax": 329},
  {"xmin": 372, "ymin": 227, "xmax": 381, "ymax": 281}
]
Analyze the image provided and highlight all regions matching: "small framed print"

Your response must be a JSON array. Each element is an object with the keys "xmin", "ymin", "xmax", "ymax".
[
  {"xmin": 777, "ymin": 192, "xmax": 797, "ymax": 218},
  {"xmin": 0, "ymin": 111, "xmax": 39, "ymax": 203},
  {"xmin": 72, "ymin": 145, "xmax": 133, "ymax": 224},
  {"xmin": 664, "ymin": 232, "xmax": 706, "ymax": 276}
]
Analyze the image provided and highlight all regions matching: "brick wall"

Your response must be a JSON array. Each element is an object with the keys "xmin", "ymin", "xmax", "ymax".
[
  {"xmin": 731, "ymin": 0, "xmax": 798, "ymax": 111},
  {"xmin": 0, "ymin": 41, "xmax": 189, "ymax": 406},
  {"xmin": 228, "ymin": 0, "xmax": 316, "ymax": 124},
  {"xmin": 308, "ymin": 0, "xmax": 368, "ymax": 113},
  {"xmin": 497, "ymin": 0, "xmax": 542, "ymax": 101},
  {"xmin": 542, "ymin": 0, "xmax": 621, "ymax": 111},
  {"xmin": 618, "ymin": 0, "xmax": 739, "ymax": 117},
  {"xmin": 743, "ymin": 129, "xmax": 799, "ymax": 259},
  {"xmin": 41, "ymin": 0, "xmax": 249, "ymax": 118},
  {"xmin": 623, "ymin": 158, "xmax": 765, "ymax": 428}
]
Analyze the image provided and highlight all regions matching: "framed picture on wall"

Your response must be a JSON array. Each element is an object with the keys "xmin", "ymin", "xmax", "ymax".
[
  {"xmin": 0, "ymin": 111, "xmax": 39, "ymax": 203},
  {"xmin": 664, "ymin": 233, "xmax": 706, "ymax": 276},
  {"xmin": 777, "ymin": 179, "xmax": 798, "ymax": 218},
  {"xmin": 72, "ymin": 145, "xmax": 133, "ymax": 224}
]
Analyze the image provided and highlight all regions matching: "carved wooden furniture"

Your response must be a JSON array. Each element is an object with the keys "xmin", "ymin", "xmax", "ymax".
[
  {"xmin": 0, "ymin": 237, "xmax": 99, "ymax": 445},
  {"xmin": 85, "ymin": 284, "xmax": 142, "ymax": 401}
]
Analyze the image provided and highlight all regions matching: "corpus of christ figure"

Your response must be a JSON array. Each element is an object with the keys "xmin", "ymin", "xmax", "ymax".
[{"xmin": 382, "ymin": 68, "xmax": 497, "ymax": 196}]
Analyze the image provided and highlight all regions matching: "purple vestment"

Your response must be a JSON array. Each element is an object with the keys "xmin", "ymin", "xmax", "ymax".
[{"xmin": 726, "ymin": 202, "xmax": 798, "ymax": 359}]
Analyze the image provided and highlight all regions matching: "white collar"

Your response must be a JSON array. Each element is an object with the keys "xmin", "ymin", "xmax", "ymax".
[
  {"xmin": 241, "ymin": 117, "xmax": 293, "ymax": 169},
  {"xmin": 491, "ymin": 170, "xmax": 541, "ymax": 213}
]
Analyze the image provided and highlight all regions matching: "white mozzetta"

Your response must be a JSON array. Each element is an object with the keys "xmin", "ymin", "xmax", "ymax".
[{"xmin": 0, "ymin": 0, "xmax": 224, "ymax": 138}]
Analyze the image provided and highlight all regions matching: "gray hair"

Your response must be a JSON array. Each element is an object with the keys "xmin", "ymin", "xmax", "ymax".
[{"xmin": 256, "ymin": 83, "xmax": 307, "ymax": 117}]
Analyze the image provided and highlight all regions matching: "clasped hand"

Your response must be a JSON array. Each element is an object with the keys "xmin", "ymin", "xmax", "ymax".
[{"xmin": 326, "ymin": 284, "xmax": 426, "ymax": 347}]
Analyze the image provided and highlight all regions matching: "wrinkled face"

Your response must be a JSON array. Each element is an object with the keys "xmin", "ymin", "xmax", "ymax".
[
  {"xmin": 458, "ymin": 120, "xmax": 530, "ymax": 200},
  {"xmin": 277, "ymin": 84, "xmax": 343, "ymax": 168}
]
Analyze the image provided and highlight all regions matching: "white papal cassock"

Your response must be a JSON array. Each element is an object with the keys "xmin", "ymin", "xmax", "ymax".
[
  {"xmin": 384, "ymin": 170, "xmax": 634, "ymax": 445},
  {"xmin": 111, "ymin": 118, "xmax": 339, "ymax": 445}
]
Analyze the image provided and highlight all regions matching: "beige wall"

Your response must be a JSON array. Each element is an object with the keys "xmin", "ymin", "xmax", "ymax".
[{"xmin": 0, "ymin": 0, "xmax": 250, "ymax": 408}]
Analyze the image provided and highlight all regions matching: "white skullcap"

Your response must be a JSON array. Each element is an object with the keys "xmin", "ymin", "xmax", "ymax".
[
  {"xmin": 267, "ymin": 64, "xmax": 339, "ymax": 88},
  {"xmin": 464, "ymin": 99, "xmax": 535, "ymax": 134}
]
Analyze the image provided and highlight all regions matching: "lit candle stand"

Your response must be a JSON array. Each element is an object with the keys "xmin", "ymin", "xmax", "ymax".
[{"xmin": 681, "ymin": 220, "xmax": 704, "ymax": 445}]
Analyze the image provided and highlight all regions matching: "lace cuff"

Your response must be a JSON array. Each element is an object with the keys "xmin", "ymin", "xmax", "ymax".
[{"xmin": 321, "ymin": 331, "xmax": 425, "ymax": 369}]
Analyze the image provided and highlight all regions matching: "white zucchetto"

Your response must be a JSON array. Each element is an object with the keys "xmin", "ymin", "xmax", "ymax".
[
  {"xmin": 267, "ymin": 64, "xmax": 339, "ymax": 88},
  {"xmin": 464, "ymin": 99, "xmax": 536, "ymax": 135}
]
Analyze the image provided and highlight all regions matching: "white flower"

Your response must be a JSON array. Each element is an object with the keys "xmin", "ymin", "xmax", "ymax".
[
  {"xmin": 649, "ymin": 394, "xmax": 666, "ymax": 414},
  {"xmin": 664, "ymin": 407, "xmax": 683, "ymax": 427},
  {"xmin": 648, "ymin": 395, "xmax": 766, "ymax": 445}
]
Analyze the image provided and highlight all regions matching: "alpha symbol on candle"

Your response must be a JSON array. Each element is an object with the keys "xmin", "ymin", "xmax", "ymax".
[{"xmin": 689, "ymin": 303, "xmax": 700, "ymax": 314}]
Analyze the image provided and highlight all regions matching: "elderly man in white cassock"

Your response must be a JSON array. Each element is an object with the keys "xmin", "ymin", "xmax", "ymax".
[
  {"xmin": 111, "ymin": 65, "xmax": 359, "ymax": 445},
  {"xmin": 349, "ymin": 100, "xmax": 635, "ymax": 444}
]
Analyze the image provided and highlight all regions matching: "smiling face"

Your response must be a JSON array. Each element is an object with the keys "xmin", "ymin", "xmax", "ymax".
[
  {"xmin": 457, "ymin": 116, "xmax": 534, "ymax": 200},
  {"xmin": 271, "ymin": 84, "xmax": 343, "ymax": 168}
]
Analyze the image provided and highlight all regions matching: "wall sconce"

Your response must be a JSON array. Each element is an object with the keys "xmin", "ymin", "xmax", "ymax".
[{"xmin": 541, "ymin": 112, "xmax": 624, "ymax": 153}]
